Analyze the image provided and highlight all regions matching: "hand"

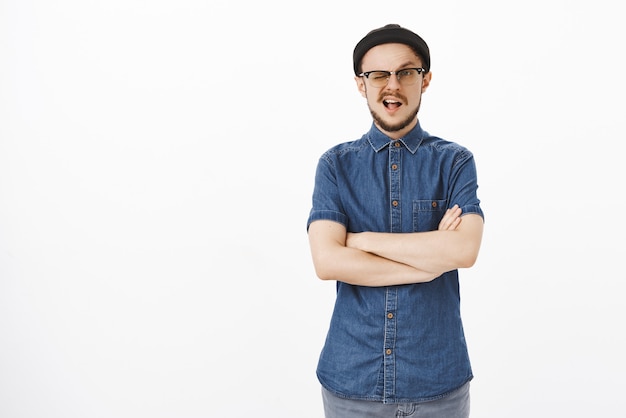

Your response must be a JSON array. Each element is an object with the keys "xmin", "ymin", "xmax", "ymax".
[{"xmin": 438, "ymin": 204, "xmax": 462, "ymax": 231}]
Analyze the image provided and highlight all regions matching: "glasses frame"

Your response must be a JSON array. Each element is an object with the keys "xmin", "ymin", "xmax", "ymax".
[{"xmin": 358, "ymin": 67, "xmax": 426, "ymax": 87}]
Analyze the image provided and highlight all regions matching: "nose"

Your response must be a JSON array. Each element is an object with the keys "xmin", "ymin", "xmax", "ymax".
[{"xmin": 386, "ymin": 72, "xmax": 402, "ymax": 89}]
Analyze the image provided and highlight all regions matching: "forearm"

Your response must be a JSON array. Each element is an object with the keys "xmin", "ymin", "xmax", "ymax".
[
  {"xmin": 308, "ymin": 220, "xmax": 442, "ymax": 287},
  {"xmin": 312, "ymin": 244, "xmax": 442, "ymax": 286},
  {"xmin": 347, "ymin": 214, "xmax": 484, "ymax": 273}
]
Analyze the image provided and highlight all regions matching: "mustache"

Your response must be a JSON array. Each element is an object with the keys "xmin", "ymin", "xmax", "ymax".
[{"xmin": 378, "ymin": 92, "xmax": 407, "ymax": 102}]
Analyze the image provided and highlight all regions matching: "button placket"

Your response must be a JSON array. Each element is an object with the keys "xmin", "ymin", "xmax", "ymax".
[
  {"xmin": 389, "ymin": 141, "xmax": 402, "ymax": 233},
  {"xmin": 383, "ymin": 287, "xmax": 398, "ymax": 400}
]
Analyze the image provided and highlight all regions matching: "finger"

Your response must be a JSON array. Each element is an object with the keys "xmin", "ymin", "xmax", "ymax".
[
  {"xmin": 438, "ymin": 210, "xmax": 451, "ymax": 229},
  {"xmin": 439, "ymin": 210, "xmax": 455, "ymax": 230},
  {"xmin": 444, "ymin": 216, "xmax": 461, "ymax": 231},
  {"xmin": 439, "ymin": 205, "xmax": 462, "ymax": 230}
]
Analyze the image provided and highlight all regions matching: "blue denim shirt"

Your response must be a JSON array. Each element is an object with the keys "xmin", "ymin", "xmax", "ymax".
[{"xmin": 307, "ymin": 122, "xmax": 484, "ymax": 403}]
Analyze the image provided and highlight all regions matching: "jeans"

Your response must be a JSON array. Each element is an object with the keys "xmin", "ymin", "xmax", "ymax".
[{"xmin": 322, "ymin": 382, "xmax": 470, "ymax": 418}]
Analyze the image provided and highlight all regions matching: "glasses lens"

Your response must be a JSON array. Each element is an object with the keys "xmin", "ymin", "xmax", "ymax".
[
  {"xmin": 396, "ymin": 69, "xmax": 420, "ymax": 86},
  {"xmin": 368, "ymin": 71, "xmax": 390, "ymax": 87}
]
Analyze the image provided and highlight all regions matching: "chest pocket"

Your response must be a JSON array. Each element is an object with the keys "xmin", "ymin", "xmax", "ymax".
[{"xmin": 413, "ymin": 199, "xmax": 447, "ymax": 232}]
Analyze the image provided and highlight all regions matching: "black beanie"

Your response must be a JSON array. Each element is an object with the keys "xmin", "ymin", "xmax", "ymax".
[{"xmin": 353, "ymin": 24, "xmax": 430, "ymax": 75}]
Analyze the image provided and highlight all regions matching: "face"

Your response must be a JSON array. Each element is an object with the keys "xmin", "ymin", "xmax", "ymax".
[{"xmin": 355, "ymin": 43, "xmax": 432, "ymax": 139}]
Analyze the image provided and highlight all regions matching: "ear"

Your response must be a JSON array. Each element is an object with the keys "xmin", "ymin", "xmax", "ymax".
[
  {"xmin": 355, "ymin": 76, "xmax": 367, "ymax": 98},
  {"xmin": 421, "ymin": 72, "xmax": 432, "ymax": 93}
]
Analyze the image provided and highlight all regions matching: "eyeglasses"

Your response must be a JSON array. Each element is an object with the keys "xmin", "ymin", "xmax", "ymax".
[{"xmin": 358, "ymin": 68, "xmax": 426, "ymax": 88}]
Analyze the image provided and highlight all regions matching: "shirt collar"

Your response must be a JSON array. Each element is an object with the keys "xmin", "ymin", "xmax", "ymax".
[{"xmin": 366, "ymin": 121, "xmax": 427, "ymax": 154}]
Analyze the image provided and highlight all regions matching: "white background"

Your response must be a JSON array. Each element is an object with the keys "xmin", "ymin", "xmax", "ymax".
[{"xmin": 1, "ymin": 1, "xmax": 624, "ymax": 417}]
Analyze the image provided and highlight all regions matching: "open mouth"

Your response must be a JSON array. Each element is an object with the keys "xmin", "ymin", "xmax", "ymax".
[{"xmin": 383, "ymin": 99, "xmax": 402, "ymax": 110}]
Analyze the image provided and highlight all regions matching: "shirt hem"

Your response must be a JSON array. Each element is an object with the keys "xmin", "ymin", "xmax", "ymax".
[{"xmin": 318, "ymin": 374, "xmax": 474, "ymax": 404}]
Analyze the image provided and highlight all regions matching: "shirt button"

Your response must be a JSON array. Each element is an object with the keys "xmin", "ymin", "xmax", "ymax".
[
  {"xmin": 394, "ymin": 142, "xmax": 401, "ymax": 148},
  {"xmin": 386, "ymin": 349, "xmax": 392, "ymax": 355},
  {"xmin": 387, "ymin": 312, "xmax": 394, "ymax": 319},
  {"xmin": 432, "ymin": 201, "xmax": 438, "ymax": 208},
  {"xmin": 391, "ymin": 164, "xmax": 398, "ymax": 170},
  {"xmin": 392, "ymin": 201, "xmax": 398, "ymax": 207}
]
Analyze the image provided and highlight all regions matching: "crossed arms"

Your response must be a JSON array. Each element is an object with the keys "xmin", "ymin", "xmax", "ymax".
[{"xmin": 308, "ymin": 205, "xmax": 483, "ymax": 287}]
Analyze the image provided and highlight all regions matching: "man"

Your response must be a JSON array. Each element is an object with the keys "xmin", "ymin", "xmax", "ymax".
[{"xmin": 307, "ymin": 24, "xmax": 484, "ymax": 417}]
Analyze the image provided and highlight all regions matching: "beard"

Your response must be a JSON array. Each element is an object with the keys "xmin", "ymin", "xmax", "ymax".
[{"xmin": 368, "ymin": 93, "xmax": 421, "ymax": 133}]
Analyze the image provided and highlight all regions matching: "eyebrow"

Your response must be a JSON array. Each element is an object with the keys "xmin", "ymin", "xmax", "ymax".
[
  {"xmin": 366, "ymin": 61, "xmax": 421, "ymax": 72},
  {"xmin": 395, "ymin": 60, "xmax": 421, "ymax": 70}
]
